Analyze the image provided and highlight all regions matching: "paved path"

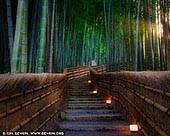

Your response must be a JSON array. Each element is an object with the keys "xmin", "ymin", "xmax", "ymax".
[{"xmin": 56, "ymin": 76, "xmax": 138, "ymax": 136}]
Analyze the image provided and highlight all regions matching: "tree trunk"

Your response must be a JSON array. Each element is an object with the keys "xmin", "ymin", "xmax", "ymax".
[
  {"xmin": 111, "ymin": 1, "xmax": 115, "ymax": 66},
  {"xmin": 11, "ymin": 0, "xmax": 25, "ymax": 73},
  {"xmin": 38, "ymin": 0, "xmax": 47, "ymax": 73},
  {"xmin": 28, "ymin": 0, "xmax": 38, "ymax": 73},
  {"xmin": 6, "ymin": 0, "xmax": 14, "ymax": 61},
  {"xmin": 61, "ymin": 0, "xmax": 67, "ymax": 71},
  {"xmin": 54, "ymin": 2, "xmax": 58, "ymax": 72},
  {"xmin": 87, "ymin": 32, "xmax": 92, "ymax": 66},
  {"xmin": 134, "ymin": 0, "xmax": 140, "ymax": 71},
  {"xmin": 48, "ymin": 0, "xmax": 55, "ymax": 73},
  {"xmin": 163, "ymin": 1, "xmax": 170, "ymax": 70},
  {"xmin": 81, "ymin": 22, "xmax": 87, "ymax": 66},
  {"xmin": 21, "ymin": 0, "xmax": 28, "ymax": 73},
  {"xmin": 97, "ymin": 27, "xmax": 102, "ymax": 65},
  {"xmin": 104, "ymin": 0, "xmax": 111, "ymax": 71}
]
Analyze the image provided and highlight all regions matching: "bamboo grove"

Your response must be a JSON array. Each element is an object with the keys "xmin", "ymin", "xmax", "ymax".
[{"xmin": 0, "ymin": 0, "xmax": 170, "ymax": 74}]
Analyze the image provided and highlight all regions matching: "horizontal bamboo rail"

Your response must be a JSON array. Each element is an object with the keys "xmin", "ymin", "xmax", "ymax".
[
  {"xmin": 91, "ymin": 65, "xmax": 106, "ymax": 73},
  {"xmin": 0, "ymin": 65, "xmax": 102, "ymax": 131},
  {"xmin": 0, "ymin": 74, "xmax": 67, "ymax": 131},
  {"xmin": 64, "ymin": 66, "xmax": 90, "ymax": 80},
  {"xmin": 90, "ymin": 68, "xmax": 170, "ymax": 136}
]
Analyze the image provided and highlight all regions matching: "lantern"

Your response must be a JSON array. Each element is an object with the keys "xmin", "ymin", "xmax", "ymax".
[
  {"xmin": 87, "ymin": 80, "xmax": 92, "ymax": 83},
  {"xmin": 93, "ymin": 89, "xmax": 98, "ymax": 94},
  {"xmin": 130, "ymin": 124, "xmax": 138, "ymax": 132},
  {"xmin": 106, "ymin": 97, "xmax": 112, "ymax": 104}
]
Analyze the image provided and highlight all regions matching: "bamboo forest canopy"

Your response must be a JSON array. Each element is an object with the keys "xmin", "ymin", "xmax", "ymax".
[{"xmin": 0, "ymin": 0, "xmax": 170, "ymax": 73}]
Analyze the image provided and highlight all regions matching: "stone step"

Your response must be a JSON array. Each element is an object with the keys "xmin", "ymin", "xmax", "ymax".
[
  {"xmin": 56, "ymin": 76, "xmax": 133, "ymax": 136},
  {"xmin": 69, "ymin": 89, "xmax": 93, "ymax": 92},
  {"xmin": 61, "ymin": 130, "xmax": 132, "ymax": 136},
  {"xmin": 64, "ymin": 109, "xmax": 118, "ymax": 115},
  {"xmin": 56, "ymin": 120, "xmax": 129, "ymax": 131},
  {"xmin": 69, "ymin": 89, "xmax": 95, "ymax": 92},
  {"xmin": 69, "ymin": 86, "xmax": 94, "ymax": 90},
  {"xmin": 68, "ymin": 93, "xmax": 94, "ymax": 95},
  {"xmin": 69, "ymin": 88, "xmax": 93, "ymax": 90},
  {"xmin": 67, "ymin": 100, "xmax": 105, "ymax": 104},
  {"xmin": 69, "ymin": 90, "xmax": 96, "ymax": 93},
  {"xmin": 69, "ymin": 91, "xmax": 94, "ymax": 93},
  {"xmin": 66, "ymin": 103, "xmax": 112, "ymax": 107},
  {"xmin": 63, "ymin": 113, "xmax": 123, "ymax": 121},
  {"xmin": 69, "ymin": 91, "xmax": 103, "ymax": 94},
  {"xmin": 68, "ymin": 95, "xmax": 105, "ymax": 99},
  {"xmin": 66, "ymin": 103, "xmax": 113, "ymax": 109},
  {"xmin": 68, "ymin": 97, "xmax": 104, "ymax": 101}
]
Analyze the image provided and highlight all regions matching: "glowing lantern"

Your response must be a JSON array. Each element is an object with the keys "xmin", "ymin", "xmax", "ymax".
[
  {"xmin": 106, "ymin": 97, "xmax": 112, "ymax": 104},
  {"xmin": 87, "ymin": 80, "xmax": 92, "ymax": 83},
  {"xmin": 93, "ymin": 89, "xmax": 98, "ymax": 94},
  {"xmin": 130, "ymin": 124, "xmax": 138, "ymax": 132}
]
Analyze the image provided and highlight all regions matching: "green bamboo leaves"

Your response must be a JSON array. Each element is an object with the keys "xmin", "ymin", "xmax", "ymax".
[{"xmin": 2, "ymin": 0, "xmax": 170, "ymax": 73}]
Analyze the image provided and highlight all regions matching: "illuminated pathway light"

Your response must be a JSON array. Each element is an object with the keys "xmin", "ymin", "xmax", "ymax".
[
  {"xmin": 92, "ymin": 89, "xmax": 98, "ymax": 94},
  {"xmin": 130, "ymin": 124, "xmax": 138, "ymax": 132},
  {"xmin": 106, "ymin": 97, "xmax": 112, "ymax": 104},
  {"xmin": 87, "ymin": 79, "xmax": 92, "ymax": 83}
]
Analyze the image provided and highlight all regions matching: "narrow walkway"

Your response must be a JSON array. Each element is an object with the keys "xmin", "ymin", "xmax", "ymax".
[{"xmin": 56, "ymin": 76, "xmax": 132, "ymax": 136}]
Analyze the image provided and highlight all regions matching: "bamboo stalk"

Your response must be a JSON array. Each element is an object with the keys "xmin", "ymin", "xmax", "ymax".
[
  {"xmin": 6, "ymin": 0, "xmax": 14, "ymax": 60},
  {"xmin": 21, "ymin": 0, "xmax": 28, "ymax": 73},
  {"xmin": 48, "ymin": 0, "xmax": 56, "ymax": 73},
  {"xmin": 38, "ymin": 0, "xmax": 47, "ymax": 73},
  {"xmin": 11, "ymin": 0, "xmax": 24, "ymax": 73},
  {"xmin": 134, "ymin": 0, "xmax": 141, "ymax": 71}
]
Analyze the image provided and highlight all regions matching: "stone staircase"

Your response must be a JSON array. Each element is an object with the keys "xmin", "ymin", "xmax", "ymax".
[{"xmin": 56, "ymin": 76, "xmax": 133, "ymax": 136}]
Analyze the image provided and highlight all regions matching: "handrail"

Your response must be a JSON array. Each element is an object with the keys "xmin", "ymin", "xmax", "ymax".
[
  {"xmin": 0, "ymin": 83, "xmax": 65, "ymax": 119},
  {"xmin": 0, "ymin": 77, "xmax": 65, "ymax": 103},
  {"xmin": 0, "ymin": 73, "xmax": 67, "ymax": 131},
  {"xmin": 90, "ymin": 68, "xmax": 170, "ymax": 136},
  {"xmin": 66, "ymin": 65, "xmax": 89, "ymax": 80},
  {"xmin": 0, "ymin": 65, "xmax": 96, "ymax": 131}
]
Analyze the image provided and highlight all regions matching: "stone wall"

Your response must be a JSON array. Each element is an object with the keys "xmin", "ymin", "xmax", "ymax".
[
  {"xmin": 90, "ymin": 68, "xmax": 170, "ymax": 136},
  {"xmin": 0, "ymin": 73, "xmax": 67, "ymax": 131}
]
